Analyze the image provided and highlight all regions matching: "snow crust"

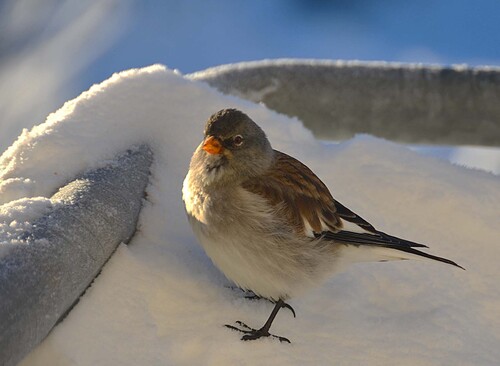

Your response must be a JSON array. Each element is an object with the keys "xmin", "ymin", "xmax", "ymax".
[
  {"xmin": 0, "ymin": 197, "xmax": 54, "ymax": 256},
  {"xmin": 187, "ymin": 58, "xmax": 500, "ymax": 80},
  {"xmin": 0, "ymin": 65, "xmax": 497, "ymax": 365}
]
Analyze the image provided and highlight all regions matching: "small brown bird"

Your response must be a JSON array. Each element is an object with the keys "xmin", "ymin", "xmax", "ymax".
[{"xmin": 182, "ymin": 108, "xmax": 462, "ymax": 343}]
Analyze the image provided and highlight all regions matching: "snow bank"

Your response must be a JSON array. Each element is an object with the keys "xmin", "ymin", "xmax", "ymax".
[
  {"xmin": 0, "ymin": 65, "xmax": 497, "ymax": 365},
  {"xmin": 0, "ymin": 146, "xmax": 152, "ymax": 366}
]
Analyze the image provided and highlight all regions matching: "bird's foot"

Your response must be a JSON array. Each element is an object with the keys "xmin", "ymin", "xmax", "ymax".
[
  {"xmin": 244, "ymin": 293, "xmax": 262, "ymax": 301},
  {"xmin": 280, "ymin": 302, "xmax": 296, "ymax": 318},
  {"xmin": 225, "ymin": 321, "xmax": 291, "ymax": 343}
]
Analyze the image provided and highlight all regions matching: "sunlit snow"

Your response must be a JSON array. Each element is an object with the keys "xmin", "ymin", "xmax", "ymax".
[{"xmin": 0, "ymin": 65, "xmax": 498, "ymax": 365}]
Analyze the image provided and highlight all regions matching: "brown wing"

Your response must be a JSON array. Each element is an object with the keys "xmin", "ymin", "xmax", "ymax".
[
  {"xmin": 242, "ymin": 150, "xmax": 376, "ymax": 236},
  {"xmin": 242, "ymin": 150, "xmax": 463, "ymax": 269}
]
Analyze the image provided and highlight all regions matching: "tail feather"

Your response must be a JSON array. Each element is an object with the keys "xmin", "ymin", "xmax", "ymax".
[
  {"xmin": 319, "ymin": 230, "xmax": 464, "ymax": 270},
  {"xmin": 323, "ymin": 230, "xmax": 428, "ymax": 248}
]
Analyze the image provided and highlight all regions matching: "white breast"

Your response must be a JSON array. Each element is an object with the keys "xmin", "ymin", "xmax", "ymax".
[{"xmin": 182, "ymin": 172, "xmax": 337, "ymax": 300}]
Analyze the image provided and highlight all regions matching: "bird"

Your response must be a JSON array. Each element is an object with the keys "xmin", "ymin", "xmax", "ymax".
[{"xmin": 182, "ymin": 108, "xmax": 463, "ymax": 343}]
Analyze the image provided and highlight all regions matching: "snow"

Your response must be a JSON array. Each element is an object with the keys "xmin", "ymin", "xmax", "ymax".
[
  {"xmin": 0, "ymin": 197, "xmax": 54, "ymax": 256},
  {"xmin": 410, "ymin": 145, "xmax": 500, "ymax": 176},
  {"xmin": 0, "ymin": 65, "xmax": 498, "ymax": 365}
]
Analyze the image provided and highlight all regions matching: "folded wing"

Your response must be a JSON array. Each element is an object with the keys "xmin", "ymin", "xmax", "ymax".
[{"xmin": 242, "ymin": 150, "xmax": 463, "ymax": 269}]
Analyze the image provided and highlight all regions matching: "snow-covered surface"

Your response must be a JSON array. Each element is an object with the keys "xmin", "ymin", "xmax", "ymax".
[
  {"xmin": 0, "ymin": 65, "xmax": 498, "ymax": 365},
  {"xmin": 0, "ymin": 197, "xmax": 54, "ymax": 255},
  {"xmin": 410, "ymin": 145, "xmax": 500, "ymax": 176},
  {"xmin": 0, "ymin": 146, "xmax": 152, "ymax": 366}
]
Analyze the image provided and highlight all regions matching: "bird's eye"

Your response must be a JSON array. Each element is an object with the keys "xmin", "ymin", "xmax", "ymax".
[{"xmin": 233, "ymin": 135, "xmax": 244, "ymax": 146}]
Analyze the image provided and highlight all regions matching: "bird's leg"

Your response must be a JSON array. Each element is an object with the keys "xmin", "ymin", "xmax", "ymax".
[{"xmin": 225, "ymin": 299, "xmax": 292, "ymax": 343}]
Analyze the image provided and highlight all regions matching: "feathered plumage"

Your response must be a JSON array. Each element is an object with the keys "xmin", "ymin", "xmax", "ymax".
[{"xmin": 183, "ymin": 108, "xmax": 462, "ymax": 343}]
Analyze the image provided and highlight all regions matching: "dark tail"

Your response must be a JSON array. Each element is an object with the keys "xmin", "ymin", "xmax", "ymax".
[{"xmin": 319, "ymin": 230, "xmax": 464, "ymax": 270}]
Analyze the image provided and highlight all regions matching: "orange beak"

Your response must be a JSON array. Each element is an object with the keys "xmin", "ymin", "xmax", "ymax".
[{"xmin": 202, "ymin": 136, "xmax": 224, "ymax": 155}]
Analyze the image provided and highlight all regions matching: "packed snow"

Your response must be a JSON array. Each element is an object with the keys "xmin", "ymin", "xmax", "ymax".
[
  {"xmin": 409, "ymin": 145, "xmax": 500, "ymax": 176},
  {"xmin": 0, "ymin": 65, "xmax": 498, "ymax": 365}
]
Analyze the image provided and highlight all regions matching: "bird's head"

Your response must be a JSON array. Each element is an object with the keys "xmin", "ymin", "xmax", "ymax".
[{"xmin": 193, "ymin": 109, "xmax": 274, "ymax": 185}]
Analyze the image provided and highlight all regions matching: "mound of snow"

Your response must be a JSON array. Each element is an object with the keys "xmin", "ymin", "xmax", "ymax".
[{"xmin": 1, "ymin": 65, "xmax": 498, "ymax": 365}]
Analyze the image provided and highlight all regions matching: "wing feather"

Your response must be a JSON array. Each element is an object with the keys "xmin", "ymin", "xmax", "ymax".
[
  {"xmin": 241, "ymin": 150, "xmax": 463, "ymax": 269},
  {"xmin": 242, "ymin": 150, "xmax": 342, "ymax": 235}
]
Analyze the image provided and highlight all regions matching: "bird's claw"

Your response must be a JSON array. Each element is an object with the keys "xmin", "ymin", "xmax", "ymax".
[
  {"xmin": 224, "ymin": 321, "xmax": 291, "ymax": 343},
  {"xmin": 282, "ymin": 302, "xmax": 296, "ymax": 318}
]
